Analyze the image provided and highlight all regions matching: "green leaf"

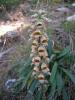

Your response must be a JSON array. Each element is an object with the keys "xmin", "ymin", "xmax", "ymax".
[
  {"xmin": 29, "ymin": 80, "xmax": 38, "ymax": 95},
  {"xmin": 35, "ymin": 90, "xmax": 43, "ymax": 100},
  {"xmin": 62, "ymin": 88, "xmax": 69, "ymax": 100},
  {"xmin": 48, "ymin": 63, "xmax": 57, "ymax": 100},
  {"xmin": 56, "ymin": 71, "xmax": 64, "ymax": 95},
  {"xmin": 48, "ymin": 85, "xmax": 56, "ymax": 100},
  {"xmin": 57, "ymin": 48, "xmax": 69, "ymax": 59},
  {"xmin": 61, "ymin": 68, "xmax": 75, "ymax": 85},
  {"xmin": 50, "ymin": 62, "xmax": 58, "ymax": 83},
  {"xmin": 21, "ymin": 70, "xmax": 33, "ymax": 90},
  {"xmin": 32, "ymin": 0, "xmax": 38, "ymax": 4},
  {"xmin": 47, "ymin": 39, "xmax": 53, "ymax": 58},
  {"xmin": 18, "ymin": 58, "xmax": 32, "ymax": 74},
  {"xmin": 27, "ymin": 78, "xmax": 34, "ymax": 89},
  {"xmin": 19, "ymin": 65, "xmax": 33, "ymax": 78},
  {"xmin": 13, "ymin": 77, "xmax": 24, "ymax": 93}
]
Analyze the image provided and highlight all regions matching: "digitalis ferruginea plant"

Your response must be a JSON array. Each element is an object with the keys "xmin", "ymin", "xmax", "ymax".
[{"xmin": 13, "ymin": 22, "xmax": 75, "ymax": 99}]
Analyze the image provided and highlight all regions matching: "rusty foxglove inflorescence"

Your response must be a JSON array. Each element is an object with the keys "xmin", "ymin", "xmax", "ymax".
[{"xmin": 30, "ymin": 30, "xmax": 51, "ymax": 84}]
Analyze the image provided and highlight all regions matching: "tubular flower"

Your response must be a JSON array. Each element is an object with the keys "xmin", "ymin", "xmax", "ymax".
[
  {"xmin": 41, "ymin": 63, "xmax": 51, "ymax": 75},
  {"xmin": 36, "ymin": 22, "xmax": 43, "ymax": 27},
  {"xmin": 32, "ymin": 40, "xmax": 38, "ymax": 48},
  {"xmin": 32, "ymin": 30, "xmax": 42, "ymax": 39},
  {"xmin": 32, "ymin": 56, "xmax": 41, "ymax": 66},
  {"xmin": 32, "ymin": 66, "xmax": 40, "ymax": 76},
  {"xmin": 35, "ymin": 22, "xmax": 43, "ymax": 29},
  {"xmin": 31, "ymin": 40, "xmax": 38, "ymax": 51},
  {"xmin": 41, "ymin": 35, "xmax": 48, "ymax": 46},
  {"xmin": 38, "ymin": 73, "xmax": 48, "ymax": 84},
  {"xmin": 38, "ymin": 46, "xmax": 46, "ymax": 57}
]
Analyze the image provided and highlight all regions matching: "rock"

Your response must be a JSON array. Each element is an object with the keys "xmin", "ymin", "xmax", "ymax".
[
  {"xmin": 0, "ymin": 31, "xmax": 20, "ymax": 46},
  {"xmin": 56, "ymin": 7, "xmax": 69, "ymax": 13},
  {"xmin": 69, "ymin": 3, "xmax": 75, "ymax": 10},
  {"xmin": 38, "ymin": 9, "xmax": 46, "ymax": 14},
  {"xmin": 42, "ymin": 16, "xmax": 52, "ymax": 23},
  {"xmin": 5, "ymin": 79, "xmax": 16, "ymax": 90},
  {"xmin": 30, "ymin": 9, "xmax": 46, "ymax": 14},
  {"xmin": 66, "ymin": 15, "xmax": 75, "ymax": 21},
  {"xmin": 72, "ymin": 3, "xmax": 75, "ymax": 7},
  {"xmin": 5, "ymin": 31, "xmax": 19, "ymax": 38},
  {"xmin": 31, "ymin": 13, "xmax": 38, "ymax": 18}
]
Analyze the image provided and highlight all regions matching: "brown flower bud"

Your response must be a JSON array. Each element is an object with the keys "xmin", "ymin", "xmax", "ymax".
[{"xmin": 38, "ymin": 46, "xmax": 45, "ymax": 57}]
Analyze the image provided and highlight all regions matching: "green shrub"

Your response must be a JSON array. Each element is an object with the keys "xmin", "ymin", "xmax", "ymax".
[
  {"xmin": 62, "ymin": 21, "xmax": 75, "ymax": 50},
  {"xmin": 62, "ymin": 21, "xmax": 75, "ymax": 33},
  {"xmin": 31, "ymin": 0, "xmax": 52, "ymax": 5},
  {"xmin": 0, "ymin": 0, "xmax": 20, "ymax": 6}
]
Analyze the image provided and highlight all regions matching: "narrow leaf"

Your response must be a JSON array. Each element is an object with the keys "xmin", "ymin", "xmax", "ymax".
[
  {"xmin": 57, "ymin": 48, "xmax": 69, "ymax": 59},
  {"xmin": 50, "ymin": 62, "xmax": 58, "ymax": 83},
  {"xmin": 35, "ymin": 90, "xmax": 43, "ymax": 100},
  {"xmin": 61, "ymin": 68, "xmax": 75, "ymax": 85},
  {"xmin": 47, "ymin": 39, "xmax": 53, "ymax": 58},
  {"xmin": 56, "ymin": 72, "xmax": 63, "ymax": 94},
  {"xmin": 29, "ymin": 80, "xmax": 38, "ymax": 95},
  {"xmin": 62, "ymin": 88, "xmax": 69, "ymax": 100},
  {"xmin": 48, "ymin": 86, "xmax": 56, "ymax": 100}
]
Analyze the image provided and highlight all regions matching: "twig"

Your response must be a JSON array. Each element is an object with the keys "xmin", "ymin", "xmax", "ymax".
[
  {"xmin": 1, "ymin": 38, "xmax": 7, "ymax": 52},
  {"xmin": 36, "ymin": 0, "xmax": 40, "ymax": 9}
]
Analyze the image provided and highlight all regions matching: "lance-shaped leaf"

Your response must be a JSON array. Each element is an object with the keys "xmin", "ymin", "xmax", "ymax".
[
  {"xmin": 56, "ymin": 71, "xmax": 64, "ymax": 95},
  {"xmin": 62, "ymin": 88, "xmax": 69, "ymax": 100},
  {"xmin": 50, "ymin": 62, "xmax": 58, "ymax": 84},
  {"xmin": 29, "ymin": 80, "xmax": 38, "ymax": 95},
  {"xmin": 47, "ymin": 39, "xmax": 53, "ymax": 58},
  {"xmin": 57, "ymin": 48, "xmax": 69, "ymax": 59},
  {"xmin": 61, "ymin": 68, "xmax": 75, "ymax": 85},
  {"xmin": 48, "ymin": 83, "xmax": 56, "ymax": 100},
  {"xmin": 35, "ymin": 90, "xmax": 43, "ymax": 100}
]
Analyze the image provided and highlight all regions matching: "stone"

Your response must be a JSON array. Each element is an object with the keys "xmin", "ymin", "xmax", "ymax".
[
  {"xmin": 5, "ymin": 31, "xmax": 18, "ymax": 38},
  {"xmin": 66, "ymin": 15, "xmax": 75, "ymax": 21},
  {"xmin": 5, "ymin": 79, "xmax": 16, "ymax": 90},
  {"xmin": 56, "ymin": 7, "xmax": 69, "ymax": 13},
  {"xmin": 31, "ymin": 13, "xmax": 38, "ymax": 18},
  {"xmin": 72, "ymin": 3, "xmax": 75, "ymax": 7},
  {"xmin": 38, "ymin": 9, "xmax": 46, "ymax": 14},
  {"xmin": 69, "ymin": 3, "xmax": 75, "ymax": 10},
  {"xmin": 42, "ymin": 16, "xmax": 52, "ymax": 23}
]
